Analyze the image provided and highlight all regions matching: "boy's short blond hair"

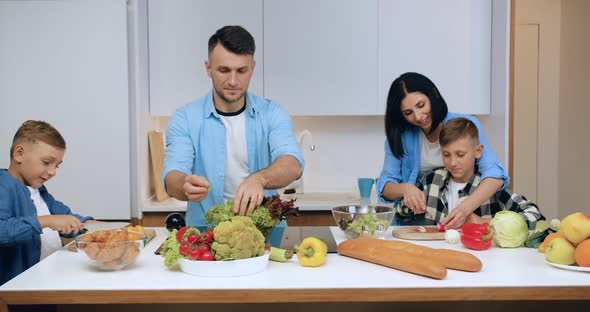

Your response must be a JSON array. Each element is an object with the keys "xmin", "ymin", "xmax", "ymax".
[
  {"xmin": 440, "ymin": 118, "xmax": 479, "ymax": 147},
  {"xmin": 10, "ymin": 120, "xmax": 66, "ymax": 160}
]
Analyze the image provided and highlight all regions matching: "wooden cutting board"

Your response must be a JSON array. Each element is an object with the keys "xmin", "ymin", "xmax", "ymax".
[
  {"xmin": 392, "ymin": 226, "xmax": 445, "ymax": 240},
  {"xmin": 148, "ymin": 131, "xmax": 169, "ymax": 201},
  {"xmin": 67, "ymin": 229, "xmax": 157, "ymax": 252}
]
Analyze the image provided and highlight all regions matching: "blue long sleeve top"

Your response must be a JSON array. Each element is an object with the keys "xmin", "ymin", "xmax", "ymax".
[{"xmin": 0, "ymin": 169, "xmax": 93, "ymax": 285}]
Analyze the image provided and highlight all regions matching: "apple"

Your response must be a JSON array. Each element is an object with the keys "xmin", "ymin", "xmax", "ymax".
[
  {"xmin": 545, "ymin": 237, "xmax": 576, "ymax": 265},
  {"xmin": 560, "ymin": 212, "xmax": 590, "ymax": 245}
]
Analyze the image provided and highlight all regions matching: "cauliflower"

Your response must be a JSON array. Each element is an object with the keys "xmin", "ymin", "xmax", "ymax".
[
  {"xmin": 211, "ymin": 216, "xmax": 266, "ymax": 260},
  {"xmin": 205, "ymin": 195, "xmax": 298, "ymax": 239}
]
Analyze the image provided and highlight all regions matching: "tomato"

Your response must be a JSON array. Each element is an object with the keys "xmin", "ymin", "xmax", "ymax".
[
  {"xmin": 188, "ymin": 248, "xmax": 201, "ymax": 260},
  {"xmin": 201, "ymin": 230, "xmax": 214, "ymax": 244},
  {"xmin": 200, "ymin": 251, "xmax": 215, "ymax": 261},
  {"xmin": 195, "ymin": 244, "xmax": 210, "ymax": 254},
  {"xmin": 187, "ymin": 233, "xmax": 199, "ymax": 244},
  {"xmin": 176, "ymin": 226, "xmax": 188, "ymax": 243},
  {"xmin": 179, "ymin": 242, "xmax": 190, "ymax": 256}
]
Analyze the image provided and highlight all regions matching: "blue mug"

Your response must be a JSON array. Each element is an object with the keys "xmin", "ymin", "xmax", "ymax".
[{"xmin": 357, "ymin": 178, "xmax": 375, "ymax": 199}]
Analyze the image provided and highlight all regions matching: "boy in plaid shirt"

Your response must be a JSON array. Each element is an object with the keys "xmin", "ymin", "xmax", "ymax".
[{"xmin": 395, "ymin": 118, "xmax": 544, "ymax": 229}]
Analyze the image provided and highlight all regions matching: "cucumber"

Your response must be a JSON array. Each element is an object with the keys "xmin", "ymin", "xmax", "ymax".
[
  {"xmin": 525, "ymin": 228, "xmax": 554, "ymax": 248},
  {"xmin": 269, "ymin": 247, "xmax": 294, "ymax": 262}
]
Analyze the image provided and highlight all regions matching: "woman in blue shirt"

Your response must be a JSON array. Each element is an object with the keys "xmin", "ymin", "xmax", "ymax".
[{"xmin": 377, "ymin": 72, "xmax": 509, "ymax": 229}]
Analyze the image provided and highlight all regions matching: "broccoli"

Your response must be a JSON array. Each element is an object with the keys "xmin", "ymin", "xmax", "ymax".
[
  {"xmin": 205, "ymin": 201, "xmax": 234, "ymax": 225},
  {"xmin": 211, "ymin": 216, "xmax": 266, "ymax": 261}
]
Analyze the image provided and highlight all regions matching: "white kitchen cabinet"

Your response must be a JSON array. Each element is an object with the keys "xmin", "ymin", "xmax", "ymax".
[
  {"xmin": 263, "ymin": 0, "xmax": 379, "ymax": 116},
  {"xmin": 148, "ymin": 0, "xmax": 263, "ymax": 116},
  {"xmin": 0, "ymin": 0, "xmax": 130, "ymax": 219},
  {"xmin": 378, "ymin": 0, "xmax": 491, "ymax": 115}
]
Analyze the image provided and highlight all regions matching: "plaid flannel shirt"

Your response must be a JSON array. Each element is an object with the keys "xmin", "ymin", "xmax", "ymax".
[{"xmin": 395, "ymin": 167, "xmax": 545, "ymax": 229}]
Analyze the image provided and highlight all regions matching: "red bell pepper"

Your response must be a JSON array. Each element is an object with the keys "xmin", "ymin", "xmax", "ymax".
[{"xmin": 460, "ymin": 223, "xmax": 494, "ymax": 250}]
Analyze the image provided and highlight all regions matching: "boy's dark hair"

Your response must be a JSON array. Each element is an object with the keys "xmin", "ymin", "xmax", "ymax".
[
  {"xmin": 440, "ymin": 118, "xmax": 479, "ymax": 147},
  {"xmin": 10, "ymin": 120, "xmax": 66, "ymax": 159},
  {"xmin": 385, "ymin": 72, "xmax": 448, "ymax": 159},
  {"xmin": 208, "ymin": 25, "xmax": 255, "ymax": 56}
]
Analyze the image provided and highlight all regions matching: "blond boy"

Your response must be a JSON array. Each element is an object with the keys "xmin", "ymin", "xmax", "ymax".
[{"xmin": 1, "ymin": 120, "xmax": 93, "ymax": 285}]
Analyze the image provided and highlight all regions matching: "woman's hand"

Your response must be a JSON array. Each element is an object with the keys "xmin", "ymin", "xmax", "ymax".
[{"xmin": 401, "ymin": 183, "xmax": 426, "ymax": 214}]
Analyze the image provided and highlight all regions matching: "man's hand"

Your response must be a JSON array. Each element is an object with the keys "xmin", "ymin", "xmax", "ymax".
[
  {"xmin": 402, "ymin": 184, "xmax": 426, "ymax": 214},
  {"xmin": 183, "ymin": 175, "xmax": 210, "ymax": 202},
  {"xmin": 233, "ymin": 175, "xmax": 265, "ymax": 216},
  {"xmin": 38, "ymin": 215, "xmax": 84, "ymax": 234}
]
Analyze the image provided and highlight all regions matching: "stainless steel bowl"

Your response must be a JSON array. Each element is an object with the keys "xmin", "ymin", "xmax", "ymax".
[{"xmin": 331, "ymin": 205, "xmax": 395, "ymax": 239}]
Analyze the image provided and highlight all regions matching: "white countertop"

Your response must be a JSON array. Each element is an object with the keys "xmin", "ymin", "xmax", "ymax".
[
  {"xmin": 142, "ymin": 192, "xmax": 390, "ymax": 212},
  {"xmin": 1, "ymin": 227, "xmax": 589, "ymax": 292}
]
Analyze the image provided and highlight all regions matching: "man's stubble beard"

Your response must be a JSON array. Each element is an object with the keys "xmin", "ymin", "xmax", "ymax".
[{"xmin": 214, "ymin": 85, "xmax": 246, "ymax": 107}]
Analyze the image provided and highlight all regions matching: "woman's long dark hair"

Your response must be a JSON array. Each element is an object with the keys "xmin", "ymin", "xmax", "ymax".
[{"xmin": 385, "ymin": 72, "xmax": 448, "ymax": 159}]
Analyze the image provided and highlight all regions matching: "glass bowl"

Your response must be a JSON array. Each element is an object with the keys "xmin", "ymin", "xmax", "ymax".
[
  {"xmin": 75, "ymin": 229, "xmax": 146, "ymax": 270},
  {"xmin": 331, "ymin": 205, "xmax": 395, "ymax": 239}
]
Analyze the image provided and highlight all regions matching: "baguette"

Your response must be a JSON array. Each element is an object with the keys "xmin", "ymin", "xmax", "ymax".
[
  {"xmin": 337, "ymin": 239, "xmax": 448, "ymax": 279},
  {"xmin": 351, "ymin": 237, "xmax": 483, "ymax": 272}
]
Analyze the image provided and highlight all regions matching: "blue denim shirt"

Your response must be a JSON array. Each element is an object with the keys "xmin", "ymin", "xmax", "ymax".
[
  {"xmin": 162, "ymin": 91, "xmax": 304, "ymax": 226},
  {"xmin": 0, "ymin": 169, "xmax": 93, "ymax": 285},
  {"xmin": 377, "ymin": 112, "xmax": 509, "ymax": 204}
]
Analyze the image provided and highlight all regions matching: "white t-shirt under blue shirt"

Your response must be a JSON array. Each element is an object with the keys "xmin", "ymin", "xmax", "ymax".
[
  {"xmin": 419, "ymin": 130, "xmax": 444, "ymax": 180},
  {"xmin": 27, "ymin": 186, "xmax": 62, "ymax": 260},
  {"xmin": 218, "ymin": 104, "xmax": 250, "ymax": 201}
]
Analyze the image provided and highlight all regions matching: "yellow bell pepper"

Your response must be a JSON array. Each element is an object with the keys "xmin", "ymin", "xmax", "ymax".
[{"xmin": 294, "ymin": 237, "xmax": 328, "ymax": 267}]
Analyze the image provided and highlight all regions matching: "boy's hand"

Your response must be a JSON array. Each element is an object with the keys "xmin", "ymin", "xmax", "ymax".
[
  {"xmin": 183, "ymin": 175, "xmax": 210, "ymax": 202},
  {"xmin": 464, "ymin": 213, "xmax": 492, "ymax": 225},
  {"xmin": 442, "ymin": 204, "xmax": 470, "ymax": 229},
  {"xmin": 402, "ymin": 184, "xmax": 426, "ymax": 214},
  {"xmin": 38, "ymin": 215, "xmax": 84, "ymax": 234}
]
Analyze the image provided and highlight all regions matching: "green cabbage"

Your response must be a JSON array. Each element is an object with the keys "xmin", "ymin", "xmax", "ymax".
[{"xmin": 490, "ymin": 211, "xmax": 529, "ymax": 248}]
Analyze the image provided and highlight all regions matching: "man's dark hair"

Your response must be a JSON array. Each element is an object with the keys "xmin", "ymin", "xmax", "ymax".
[
  {"xmin": 208, "ymin": 25, "xmax": 255, "ymax": 56},
  {"xmin": 384, "ymin": 72, "xmax": 448, "ymax": 159}
]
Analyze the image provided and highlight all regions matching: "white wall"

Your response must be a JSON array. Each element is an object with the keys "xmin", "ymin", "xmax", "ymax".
[{"xmin": 292, "ymin": 116, "xmax": 385, "ymax": 193}]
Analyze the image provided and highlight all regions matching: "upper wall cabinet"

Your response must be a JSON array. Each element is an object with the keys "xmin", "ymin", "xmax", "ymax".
[
  {"xmin": 0, "ymin": 0, "xmax": 130, "ymax": 219},
  {"xmin": 263, "ymin": 0, "xmax": 379, "ymax": 116},
  {"xmin": 148, "ymin": 0, "xmax": 263, "ymax": 116},
  {"xmin": 378, "ymin": 0, "xmax": 491, "ymax": 115}
]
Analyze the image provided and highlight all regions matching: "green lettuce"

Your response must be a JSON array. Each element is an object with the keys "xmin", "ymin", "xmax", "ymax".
[{"xmin": 490, "ymin": 211, "xmax": 529, "ymax": 248}]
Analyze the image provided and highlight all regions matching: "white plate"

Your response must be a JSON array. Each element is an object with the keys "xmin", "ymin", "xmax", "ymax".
[
  {"xmin": 178, "ymin": 251, "xmax": 270, "ymax": 277},
  {"xmin": 545, "ymin": 260, "xmax": 590, "ymax": 272}
]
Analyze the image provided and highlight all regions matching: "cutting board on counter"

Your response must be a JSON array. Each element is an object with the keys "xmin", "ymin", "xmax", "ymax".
[
  {"xmin": 148, "ymin": 131, "xmax": 169, "ymax": 201},
  {"xmin": 392, "ymin": 226, "xmax": 445, "ymax": 240}
]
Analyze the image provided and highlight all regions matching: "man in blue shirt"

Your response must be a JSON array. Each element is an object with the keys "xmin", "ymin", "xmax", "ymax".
[{"xmin": 162, "ymin": 26, "xmax": 304, "ymax": 226}]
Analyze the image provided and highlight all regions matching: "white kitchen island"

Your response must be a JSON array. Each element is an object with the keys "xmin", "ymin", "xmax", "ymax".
[{"xmin": 1, "ymin": 227, "xmax": 589, "ymax": 312}]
